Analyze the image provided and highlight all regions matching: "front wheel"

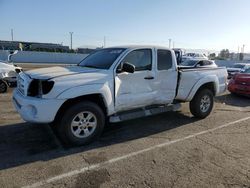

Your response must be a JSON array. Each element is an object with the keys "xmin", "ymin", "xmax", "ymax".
[
  {"xmin": 189, "ymin": 89, "xmax": 214, "ymax": 119},
  {"xmin": 56, "ymin": 101, "xmax": 105, "ymax": 146},
  {"xmin": 0, "ymin": 80, "xmax": 8, "ymax": 93}
]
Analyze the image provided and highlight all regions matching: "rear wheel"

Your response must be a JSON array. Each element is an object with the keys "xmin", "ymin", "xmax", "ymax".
[
  {"xmin": 189, "ymin": 89, "xmax": 214, "ymax": 118},
  {"xmin": 0, "ymin": 80, "xmax": 7, "ymax": 93},
  {"xmin": 56, "ymin": 101, "xmax": 105, "ymax": 146}
]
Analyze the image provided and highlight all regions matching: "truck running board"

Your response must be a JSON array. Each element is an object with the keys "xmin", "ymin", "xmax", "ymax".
[{"xmin": 109, "ymin": 103, "xmax": 181, "ymax": 123}]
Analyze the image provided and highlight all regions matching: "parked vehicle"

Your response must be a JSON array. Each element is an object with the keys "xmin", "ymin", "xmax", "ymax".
[
  {"xmin": 227, "ymin": 63, "xmax": 249, "ymax": 79},
  {"xmin": 0, "ymin": 61, "xmax": 22, "ymax": 93},
  {"xmin": 181, "ymin": 53, "xmax": 208, "ymax": 62},
  {"xmin": 173, "ymin": 48, "xmax": 183, "ymax": 65},
  {"xmin": 228, "ymin": 67, "xmax": 250, "ymax": 97},
  {"xmin": 180, "ymin": 59, "xmax": 217, "ymax": 68},
  {"xmin": 13, "ymin": 46, "xmax": 228, "ymax": 146}
]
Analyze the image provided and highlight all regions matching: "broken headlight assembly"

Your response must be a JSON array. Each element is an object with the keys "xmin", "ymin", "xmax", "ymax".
[{"xmin": 28, "ymin": 79, "xmax": 54, "ymax": 97}]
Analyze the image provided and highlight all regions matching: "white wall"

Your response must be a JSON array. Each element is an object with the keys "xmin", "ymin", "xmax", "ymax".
[
  {"xmin": 0, "ymin": 50, "xmax": 9, "ymax": 61},
  {"xmin": 0, "ymin": 50, "xmax": 88, "ymax": 64},
  {"xmin": 1, "ymin": 50, "xmax": 250, "ymax": 67},
  {"xmin": 215, "ymin": 60, "xmax": 250, "ymax": 67}
]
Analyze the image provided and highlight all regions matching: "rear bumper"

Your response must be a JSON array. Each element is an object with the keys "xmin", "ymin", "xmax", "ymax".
[
  {"xmin": 12, "ymin": 89, "xmax": 65, "ymax": 123},
  {"xmin": 228, "ymin": 84, "xmax": 250, "ymax": 96}
]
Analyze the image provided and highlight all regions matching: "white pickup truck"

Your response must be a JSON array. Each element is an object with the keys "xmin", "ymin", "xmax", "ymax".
[{"xmin": 13, "ymin": 46, "xmax": 227, "ymax": 145}]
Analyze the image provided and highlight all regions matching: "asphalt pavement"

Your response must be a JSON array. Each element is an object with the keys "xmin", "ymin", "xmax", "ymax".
[{"xmin": 0, "ymin": 90, "xmax": 249, "ymax": 188}]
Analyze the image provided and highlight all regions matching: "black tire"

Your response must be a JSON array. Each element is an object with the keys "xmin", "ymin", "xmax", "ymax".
[
  {"xmin": 0, "ymin": 80, "xmax": 8, "ymax": 93},
  {"xmin": 230, "ymin": 92, "xmax": 239, "ymax": 97},
  {"xmin": 189, "ymin": 89, "xmax": 214, "ymax": 119},
  {"xmin": 56, "ymin": 101, "xmax": 105, "ymax": 146}
]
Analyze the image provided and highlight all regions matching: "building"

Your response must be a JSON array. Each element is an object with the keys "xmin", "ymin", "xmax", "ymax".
[
  {"xmin": 243, "ymin": 53, "xmax": 250, "ymax": 61},
  {"xmin": 0, "ymin": 40, "xmax": 69, "ymax": 52},
  {"xmin": 75, "ymin": 47, "xmax": 97, "ymax": 54}
]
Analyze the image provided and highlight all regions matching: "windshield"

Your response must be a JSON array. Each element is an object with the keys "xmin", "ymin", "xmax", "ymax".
[
  {"xmin": 241, "ymin": 67, "xmax": 250, "ymax": 73},
  {"xmin": 233, "ymin": 64, "xmax": 245, "ymax": 68},
  {"xmin": 242, "ymin": 68, "xmax": 250, "ymax": 73},
  {"xmin": 79, "ymin": 48, "xmax": 125, "ymax": 69},
  {"xmin": 181, "ymin": 60, "xmax": 197, "ymax": 66}
]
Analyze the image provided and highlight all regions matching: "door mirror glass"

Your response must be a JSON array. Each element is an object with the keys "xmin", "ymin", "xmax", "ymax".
[
  {"xmin": 196, "ymin": 61, "xmax": 203, "ymax": 67},
  {"xmin": 121, "ymin": 62, "xmax": 135, "ymax": 73}
]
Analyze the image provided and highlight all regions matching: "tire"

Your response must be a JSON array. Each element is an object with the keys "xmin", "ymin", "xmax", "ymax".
[
  {"xmin": 189, "ymin": 89, "xmax": 214, "ymax": 119},
  {"xmin": 0, "ymin": 80, "xmax": 8, "ymax": 93},
  {"xmin": 56, "ymin": 101, "xmax": 105, "ymax": 146}
]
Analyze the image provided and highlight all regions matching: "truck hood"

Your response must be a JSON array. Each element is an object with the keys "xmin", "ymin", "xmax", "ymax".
[
  {"xmin": 25, "ymin": 66, "xmax": 103, "ymax": 80},
  {"xmin": 22, "ymin": 66, "xmax": 110, "ymax": 98}
]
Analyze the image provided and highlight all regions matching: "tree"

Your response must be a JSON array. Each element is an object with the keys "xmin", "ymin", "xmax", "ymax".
[
  {"xmin": 239, "ymin": 53, "xmax": 244, "ymax": 61},
  {"xmin": 219, "ymin": 49, "xmax": 230, "ymax": 59},
  {"xmin": 209, "ymin": 53, "xmax": 216, "ymax": 59}
]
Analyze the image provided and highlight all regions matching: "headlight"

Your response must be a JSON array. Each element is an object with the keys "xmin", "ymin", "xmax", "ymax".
[
  {"xmin": 28, "ymin": 79, "xmax": 54, "ymax": 97},
  {"xmin": 15, "ymin": 68, "xmax": 22, "ymax": 73}
]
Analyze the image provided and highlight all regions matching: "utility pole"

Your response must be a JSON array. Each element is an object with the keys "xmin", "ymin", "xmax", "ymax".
[
  {"xmin": 242, "ymin": 44, "xmax": 245, "ymax": 54},
  {"xmin": 103, "ymin": 36, "xmax": 106, "ymax": 48},
  {"xmin": 242, "ymin": 44, "xmax": 245, "ymax": 61},
  {"xmin": 173, "ymin": 41, "xmax": 175, "ymax": 48},
  {"xmin": 11, "ymin": 29, "xmax": 14, "ymax": 41},
  {"xmin": 237, "ymin": 46, "xmax": 240, "ymax": 61},
  {"xmin": 69, "ymin": 32, "xmax": 73, "ymax": 50},
  {"xmin": 168, "ymin": 39, "xmax": 172, "ymax": 48}
]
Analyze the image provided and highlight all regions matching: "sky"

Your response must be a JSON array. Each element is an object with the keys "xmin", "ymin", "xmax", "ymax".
[{"xmin": 1, "ymin": 0, "xmax": 250, "ymax": 53}]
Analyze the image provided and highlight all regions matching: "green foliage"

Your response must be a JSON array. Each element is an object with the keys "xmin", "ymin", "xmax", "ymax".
[
  {"xmin": 239, "ymin": 53, "xmax": 244, "ymax": 61},
  {"xmin": 209, "ymin": 53, "xmax": 216, "ymax": 60},
  {"xmin": 218, "ymin": 49, "xmax": 230, "ymax": 59}
]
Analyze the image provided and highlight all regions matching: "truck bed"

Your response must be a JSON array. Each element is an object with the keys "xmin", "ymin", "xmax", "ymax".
[{"xmin": 176, "ymin": 67, "xmax": 228, "ymax": 101}]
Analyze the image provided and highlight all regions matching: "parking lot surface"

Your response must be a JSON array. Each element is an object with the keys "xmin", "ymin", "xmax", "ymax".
[{"xmin": 0, "ymin": 90, "xmax": 250, "ymax": 188}]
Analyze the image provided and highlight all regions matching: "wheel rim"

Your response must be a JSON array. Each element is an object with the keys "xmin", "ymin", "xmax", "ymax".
[
  {"xmin": 70, "ymin": 111, "xmax": 97, "ymax": 138},
  {"xmin": 200, "ymin": 95, "xmax": 211, "ymax": 113},
  {"xmin": 0, "ymin": 82, "xmax": 6, "ymax": 92}
]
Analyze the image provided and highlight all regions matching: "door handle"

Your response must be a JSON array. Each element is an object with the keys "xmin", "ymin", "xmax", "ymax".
[{"xmin": 144, "ymin": 76, "xmax": 154, "ymax": 80}]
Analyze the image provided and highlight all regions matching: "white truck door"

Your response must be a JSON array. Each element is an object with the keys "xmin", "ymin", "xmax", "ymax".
[
  {"xmin": 152, "ymin": 49, "xmax": 178, "ymax": 104},
  {"xmin": 115, "ymin": 49, "xmax": 155, "ymax": 111}
]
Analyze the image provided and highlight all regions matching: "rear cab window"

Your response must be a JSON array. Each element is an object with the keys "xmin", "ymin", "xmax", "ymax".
[{"xmin": 157, "ymin": 49, "xmax": 173, "ymax": 70}]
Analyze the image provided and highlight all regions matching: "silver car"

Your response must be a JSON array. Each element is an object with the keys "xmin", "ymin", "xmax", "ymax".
[{"xmin": 0, "ymin": 61, "xmax": 22, "ymax": 93}]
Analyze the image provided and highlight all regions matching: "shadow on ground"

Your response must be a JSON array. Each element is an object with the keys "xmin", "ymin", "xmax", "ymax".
[
  {"xmin": 0, "ymin": 111, "xmax": 198, "ymax": 170},
  {"xmin": 215, "ymin": 93, "xmax": 250, "ymax": 107}
]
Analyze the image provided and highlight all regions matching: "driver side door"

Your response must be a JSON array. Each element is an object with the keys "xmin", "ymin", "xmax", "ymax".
[{"xmin": 114, "ymin": 49, "xmax": 155, "ymax": 112}]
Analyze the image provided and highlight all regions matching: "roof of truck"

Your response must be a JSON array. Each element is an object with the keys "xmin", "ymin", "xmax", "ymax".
[{"xmin": 107, "ymin": 45, "xmax": 172, "ymax": 50}]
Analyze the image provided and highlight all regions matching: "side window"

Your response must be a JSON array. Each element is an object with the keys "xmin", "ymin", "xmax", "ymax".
[
  {"xmin": 157, "ymin": 49, "xmax": 172, "ymax": 70},
  {"xmin": 122, "ymin": 49, "xmax": 152, "ymax": 71},
  {"xmin": 205, "ymin": 61, "xmax": 212, "ymax": 65},
  {"xmin": 198, "ymin": 61, "xmax": 205, "ymax": 66},
  {"xmin": 201, "ymin": 60, "xmax": 211, "ymax": 66}
]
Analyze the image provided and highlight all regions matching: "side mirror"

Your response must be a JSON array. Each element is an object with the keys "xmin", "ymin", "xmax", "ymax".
[
  {"xmin": 196, "ymin": 61, "xmax": 203, "ymax": 67},
  {"xmin": 121, "ymin": 62, "xmax": 135, "ymax": 73},
  {"xmin": 8, "ymin": 50, "xmax": 18, "ymax": 63}
]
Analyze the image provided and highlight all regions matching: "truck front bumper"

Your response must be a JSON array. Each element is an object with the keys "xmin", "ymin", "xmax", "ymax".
[{"xmin": 12, "ymin": 89, "xmax": 65, "ymax": 123}]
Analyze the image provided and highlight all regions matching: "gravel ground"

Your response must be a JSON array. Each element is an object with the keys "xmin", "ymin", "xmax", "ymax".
[{"xmin": 0, "ymin": 89, "xmax": 249, "ymax": 188}]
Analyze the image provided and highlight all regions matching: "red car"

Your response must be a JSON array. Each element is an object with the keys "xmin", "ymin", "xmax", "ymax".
[{"xmin": 228, "ymin": 68, "xmax": 250, "ymax": 97}]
